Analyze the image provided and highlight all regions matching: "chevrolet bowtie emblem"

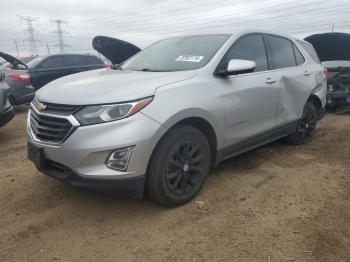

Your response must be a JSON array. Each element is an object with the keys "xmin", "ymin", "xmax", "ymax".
[{"xmin": 36, "ymin": 102, "xmax": 47, "ymax": 112}]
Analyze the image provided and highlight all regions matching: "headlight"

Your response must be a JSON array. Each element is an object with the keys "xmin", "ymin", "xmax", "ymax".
[{"xmin": 74, "ymin": 97, "xmax": 153, "ymax": 125}]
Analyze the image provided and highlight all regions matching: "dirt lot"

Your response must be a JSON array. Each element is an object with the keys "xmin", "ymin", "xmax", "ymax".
[{"xmin": 0, "ymin": 106, "xmax": 349, "ymax": 262}]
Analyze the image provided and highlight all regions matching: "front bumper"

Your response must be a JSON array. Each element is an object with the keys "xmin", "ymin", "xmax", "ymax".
[
  {"xmin": 28, "ymin": 141, "xmax": 145, "ymax": 198},
  {"xmin": 27, "ymin": 108, "xmax": 168, "ymax": 194},
  {"xmin": 0, "ymin": 106, "xmax": 15, "ymax": 127}
]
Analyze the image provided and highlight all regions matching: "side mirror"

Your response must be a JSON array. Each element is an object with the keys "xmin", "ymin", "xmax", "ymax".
[{"xmin": 216, "ymin": 59, "xmax": 256, "ymax": 77}]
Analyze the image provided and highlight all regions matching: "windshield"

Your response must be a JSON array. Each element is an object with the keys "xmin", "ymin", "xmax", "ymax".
[
  {"xmin": 121, "ymin": 34, "xmax": 230, "ymax": 72},
  {"xmin": 26, "ymin": 56, "xmax": 45, "ymax": 68}
]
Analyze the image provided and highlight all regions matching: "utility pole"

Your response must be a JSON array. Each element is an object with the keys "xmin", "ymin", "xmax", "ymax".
[
  {"xmin": 19, "ymin": 16, "xmax": 38, "ymax": 55},
  {"xmin": 14, "ymin": 39, "xmax": 20, "ymax": 57},
  {"xmin": 46, "ymin": 43, "xmax": 50, "ymax": 55},
  {"xmin": 51, "ymin": 19, "xmax": 69, "ymax": 54},
  {"xmin": 331, "ymin": 23, "xmax": 335, "ymax": 32}
]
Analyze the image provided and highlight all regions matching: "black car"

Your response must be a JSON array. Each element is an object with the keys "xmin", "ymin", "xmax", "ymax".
[{"xmin": 14, "ymin": 54, "xmax": 105, "ymax": 90}]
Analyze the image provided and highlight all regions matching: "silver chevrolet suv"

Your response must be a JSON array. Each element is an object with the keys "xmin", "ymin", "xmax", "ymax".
[{"xmin": 27, "ymin": 30, "xmax": 327, "ymax": 206}]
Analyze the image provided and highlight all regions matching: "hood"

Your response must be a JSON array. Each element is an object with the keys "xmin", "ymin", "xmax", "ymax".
[
  {"xmin": 0, "ymin": 51, "xmax": 27, "ymax": 69},
  {"xmin": 92, "ymin": 36, "xmax": 141, "ymax": 65},
  {"xmin": 304, "ymin": 33, "xmax": 350, "ymax": 62},
  {"xmin": 36, "ymin": 68, "xmax": 197, "ymax": 105}
]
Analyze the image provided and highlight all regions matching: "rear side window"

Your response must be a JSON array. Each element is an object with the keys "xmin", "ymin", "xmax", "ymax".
[
  {"xmin": 223, "ymin": 34, "xmax": 268, "ymax": 72},
  {"xmin": 266, "ymin": 36, "xmax": 296, "ymax": 69},
  {"xmin": 293, "ymin": 44, "xmax": 305, "ymax": 65},
  {"xmin": 65, "ymin": 55, "xmax": 84, "ymax": 66},
  {"xmin": 83, "ymin": 56, "xmax": 101, "ymax": 65},
  {"xmin": 40, "ymin": 56, "xmax": 65, "ymax": 68},
  {"xmin": 298, "ymin": 41, "xmax": 321, "ymax": 64}
]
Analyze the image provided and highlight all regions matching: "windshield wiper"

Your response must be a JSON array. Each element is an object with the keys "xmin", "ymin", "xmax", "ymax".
[{"xmin": 140, "ymin": 68, "xmax": 173, "ymax": 72}]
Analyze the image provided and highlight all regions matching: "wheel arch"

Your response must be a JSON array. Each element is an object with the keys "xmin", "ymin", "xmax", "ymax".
[
  {"xmin": 307, "ymin": 94, "xmax": 323, "ymax": 119},
  {"xmin": 148, "ymin": 114, "xmax": 220, "ymax": 170}
]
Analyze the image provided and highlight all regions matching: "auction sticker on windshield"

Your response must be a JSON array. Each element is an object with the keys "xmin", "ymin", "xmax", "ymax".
[{"xmin": 176, "ymin": 55, "xmax": 204, "ymax": 63}]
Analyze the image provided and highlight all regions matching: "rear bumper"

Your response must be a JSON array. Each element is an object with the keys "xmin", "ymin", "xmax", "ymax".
[
  {"xmin": 327, "ymin": 89, "xmax": 350, "ymax": 107},
  {"xmin": 6, "ymin": 81, "xmax": 35, "ymax": 105},
  {"xmin": 0, "ymin": 106, "xmax": 15, "ymax": 127},
  {"xmin": 14, "ymin": 91, "xmax": 35, "ymax": 105}
]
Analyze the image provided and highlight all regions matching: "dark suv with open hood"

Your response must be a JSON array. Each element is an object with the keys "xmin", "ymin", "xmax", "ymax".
[
  {"xmin": 0, "ymin": 52, "xmax": 106, "ymax": 91},
  {"xmin": 305, "ymin": 32, "xmax": 350, "ymax": 113}
]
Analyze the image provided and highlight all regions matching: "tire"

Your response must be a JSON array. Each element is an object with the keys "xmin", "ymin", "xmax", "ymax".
[
  {"xmin": 286, "ymin": 102, "xmax": 317, "ymax": 145},
  {"xmin": 146, "ymin": 125, "xmax": 211, "ymax": 207}
]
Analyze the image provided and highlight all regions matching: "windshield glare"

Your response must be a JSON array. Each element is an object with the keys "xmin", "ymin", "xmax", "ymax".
[
  {"xmin": 122, "ymin": 34, "xmax": 230, "ymax": 72},
  {"xmin": 26, "ymin": 56, "xmax": 45, "ymax": 68}
]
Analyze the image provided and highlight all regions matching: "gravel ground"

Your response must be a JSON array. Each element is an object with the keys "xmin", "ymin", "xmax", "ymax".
[{"xmin": 0, "ymin": 106, "xmax": 349, "ymax": 262}]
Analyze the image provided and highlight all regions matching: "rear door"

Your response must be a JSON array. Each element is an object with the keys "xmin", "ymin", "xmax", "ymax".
[
  {"xmin": 31, "ymin": 56, "xmax": 66, "ymax": 89},
  {"xmin": 215, "ymin": 34, "xmax": 279, "ymax": 157},
  {"xmin": 265, "ymin": 35, "xmax": 313, "ymax": 135}
]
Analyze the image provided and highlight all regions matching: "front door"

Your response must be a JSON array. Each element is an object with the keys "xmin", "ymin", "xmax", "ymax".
[{"xmin": 215, "ymin": 34, "xmax": 279, "ymax": 157}]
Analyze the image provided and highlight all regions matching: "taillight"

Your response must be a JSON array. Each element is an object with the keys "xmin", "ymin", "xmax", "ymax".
[
  {"xmin": 102, "ymin": 63, "xmax": 111, "ymax": 68},
  {"xmin": 9, "ymin": 73, "xmax": 31, "ymax": 84},
  {"xmin": 323, "ymin": 68, "xmax": 328, "ymax": 80}
]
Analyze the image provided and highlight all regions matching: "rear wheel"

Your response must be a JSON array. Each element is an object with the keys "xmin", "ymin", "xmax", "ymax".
[
  {"xmin": 146, "ymin": 126, "xmax": 211, "ymax": 207},
  {"xmin": 286, "ymin": 102, "xmax": 317, "ymax": 145}
]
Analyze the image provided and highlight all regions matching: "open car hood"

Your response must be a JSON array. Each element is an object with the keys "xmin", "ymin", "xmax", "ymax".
[
  {"xmin": 92, "ymin": 36, "xmax": 141, "ymax": 65},
  {"xmin": 0, "ymin": 51, "xmax": 27, "ymax": 69},
  {"xmin": 304, "ymin": 33, "xmax": 350, "ymax": 62}
]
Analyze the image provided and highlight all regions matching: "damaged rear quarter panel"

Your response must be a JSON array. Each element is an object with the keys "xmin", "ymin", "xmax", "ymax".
[{"xmin": 275, "ymin": 64, "xmax": 324, "ymax": 126}]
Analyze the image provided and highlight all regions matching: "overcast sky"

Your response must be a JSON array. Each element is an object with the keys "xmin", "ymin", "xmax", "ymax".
[{"xmin": 0, "ymin": 0, "xmax": 349, "ymax": 57}]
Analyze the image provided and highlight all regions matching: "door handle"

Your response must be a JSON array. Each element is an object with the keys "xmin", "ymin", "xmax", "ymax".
[
  {"xmin": 304, "ymin": 71, "xmax": 311, "ymax": 76},
  {"xmin": 265, "ymin": 77, "xmax": 277, "ymax": 84}
]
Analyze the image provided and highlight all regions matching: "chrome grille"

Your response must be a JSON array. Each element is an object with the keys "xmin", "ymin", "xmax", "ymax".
[
  {"xmin": 30, "ymin": 110, "xmax": 75, "ymax": 144},
  {"xmin": 32, "ymin": 98, "xmax": 82, "ymax": 116}
]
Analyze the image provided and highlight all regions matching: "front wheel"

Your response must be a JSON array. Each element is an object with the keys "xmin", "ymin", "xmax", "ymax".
[
  {"xmin": 146, "ymin": 126, "xmax": 211, "ymax": 207},
  {"xmin": 286, "ymin": 102, "xmax": 317, "ymax": 145}
]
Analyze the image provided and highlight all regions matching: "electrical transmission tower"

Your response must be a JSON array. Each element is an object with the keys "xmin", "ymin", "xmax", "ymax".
[
  {"xmin": 19, "ymin": 16, "xmax": 39, "ymax": 55},
  {"xmin": 51, "ymin": 19, "xmax": 69, "ymax": 54}
]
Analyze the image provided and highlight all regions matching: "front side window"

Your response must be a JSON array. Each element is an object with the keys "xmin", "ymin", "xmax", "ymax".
[
  {"xmin": 27, "ymin": 57, "xmax": 45, "ymax": 68},
  {"xmin": 40, "ymin": 56, "xmax": 65, "ymax": 68},
  {"xmin": 222, "ymin": 34, "xmax": 268, "ymax": 72},
  {"xmin": 122, "ymin": 34, "xmax": 230, "ymax": 72},
  {"xmin": 267, "ymin": 36, "xmax": 296, "ymax": 69}
]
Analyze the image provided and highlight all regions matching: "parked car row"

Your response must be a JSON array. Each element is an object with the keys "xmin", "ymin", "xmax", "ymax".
[{"xmin": 26, "ymin": 30, "xmax": 327, "ymax": 207}]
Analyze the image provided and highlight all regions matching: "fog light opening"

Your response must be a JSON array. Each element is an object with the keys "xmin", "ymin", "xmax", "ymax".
[{"xmin": 106, "ymin": 146, "xmax": 135, "ymax": 171}]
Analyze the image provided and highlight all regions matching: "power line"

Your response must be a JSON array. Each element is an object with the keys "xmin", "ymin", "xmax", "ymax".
[
  {"xmin": 14, "ymin": 39, "xmax": 20, "ymax": 57},
  {"xmin": 74, "ymin": 5, "xmax": 350, "ymax": 39},
  {"xmin": 46, "ymin": 43, "xmax": 50, "ymax": 55},
  {"xmin": 51, "ymin": 19, "xmax": 70, "ymax": 54},
  {"xmin": 19, "ymin": 16, "xmax": 39, "ymax": 55},
  {"xmin": 69, "ymin": 0, "xmax": 348, "ymax": 37}
]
